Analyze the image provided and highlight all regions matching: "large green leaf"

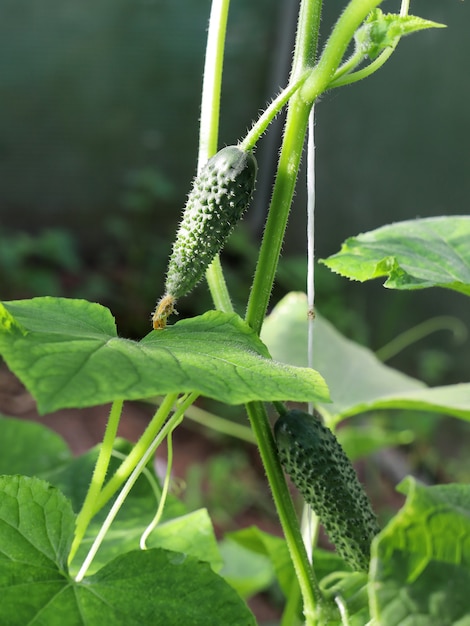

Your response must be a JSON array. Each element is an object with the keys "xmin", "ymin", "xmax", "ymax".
[
  {"xmin": 369, "ymin": 477, "xmax": 470, "ymax": 625},
  {"xmin": 261, "ymin": 292, "xmax": 470, "ymax": 420},
  {"xmin": 83, "ymin": 549, "xmax": 256, "ymax": 626},
  {"xmin": 321, "ymin": 216, "xmax": 470, "ymax": 295},
  {"xmin": 0, "ymin": 475, "xmax": 255, "ymax": 625},
  {"xmin": 0, "ymin": 297, "xmax": 329, "ymax": 413},
  {"xmin": 0, "ymin": 475, "xmax": 75, "ymax": 622}
]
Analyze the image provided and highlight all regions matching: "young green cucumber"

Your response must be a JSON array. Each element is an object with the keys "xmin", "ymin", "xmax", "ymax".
[
  {"xmin": 152, "ymin": 145, "xmax": 257, "ymax": 329},
  {"xmin": 274, "ymin": 410, "xmax": 380, "ymax": 572}
]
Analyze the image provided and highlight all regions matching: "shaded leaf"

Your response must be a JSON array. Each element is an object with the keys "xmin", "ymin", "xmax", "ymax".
[
  {"xmin": 225, "ymin": 526, "xmax": 294, "ymax": 598},
  {"xmin": 0, "ymin": 297, "xmax": 329, "ymax": 413},
  {"xmin": 370, "ymin": 477, "xmax": 470, "ymax": 625},
  {"xmin": 321, "ymin": 216, "xmax": 470, "ymax": 295},
  {"xmin": 261, "ymin": 292, "xmax": 470, "ymax": 421},
  {"xmin": 218, "ymin": 539, "xmax": 275, "ymax": 598},
  {"xmin": 0, "ymin": 415, "xmax": 71, "ymax": 475},
  {"xmin": 337, "ymin": 423, "xmax": 414, "ymax": 461}
]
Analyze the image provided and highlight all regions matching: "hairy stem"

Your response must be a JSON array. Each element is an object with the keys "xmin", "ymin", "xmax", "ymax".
[
  {"xmin": 301, "ymin": 0, "xmax": 384, "ymax": 103},
  {"xmin": 68, "ymin": 399, "xmax": 124, "ymax": 565},
  {"xmin": 245, "ymin": 402, "xmax": 321, "ymax": 623},
  {"xmin": 199, "ymin": 0, "xmax": 234, "ymax": 313},
  {"xmin": 198, "ymin": 0, "xmax": 231, "ymax": 170},
  {"xmin": 245, "ymin": 93, "xmax": 312, "ymax": 334},
  {"xmin": 93, "ymin": 393, "xmax": 178, "ymax": 513},
  {"xmin": 74, "ymin": 394, "xmax": 197, "ymax": 581}
]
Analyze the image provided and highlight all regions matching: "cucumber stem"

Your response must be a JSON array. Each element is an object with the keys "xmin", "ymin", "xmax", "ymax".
[
  {"xmin": 245, "ymin": 401, "xmax": 322, "ymax": 623},
  {"xmin": 69, "ymin": 394, "xmax": 179, "ymax": 569},
  {"xmin": 243, "ymin": 0, "xmax": 327, "ymax": 621},
  {"xmin": 93, "ymin": 393, "xmax": 179, "ymax": 513},
  {"xmin": 74, "ymin": 393, "xmax": 197, "ymax": 582},
  {"xmin": 199, "ymin": 0, "xmax": 233, "ymax": 313},
  {"xmin": 300, "ymin": 0, "xmax": 384, "ymax": 104},
  {"xmin": 328, "ymin": 0, "xmax": 412, "ymax": 89},
  {"xmin": 68, "ymin": 399, "xmax": 124, "ymax": 566},
  {"xmin": 198, "ymin": 0, "xmax": 231, "ymax": 169},
  {"xmin": 240, "ymin": 77, "xmax": 308, "ymax": 153},
  {"xmin": 245, "ymin": 93, "xmax": 312, "ymax": 334}
]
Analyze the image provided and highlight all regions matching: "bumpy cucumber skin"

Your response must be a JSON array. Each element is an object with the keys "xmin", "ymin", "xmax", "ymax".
[
  {"xmin": 165, "ymin": 145, "xmax": 257, "ymax": 300},
  {"xmin": 275, "ymin": 410, "xmax": 380, "ymax": 572}
]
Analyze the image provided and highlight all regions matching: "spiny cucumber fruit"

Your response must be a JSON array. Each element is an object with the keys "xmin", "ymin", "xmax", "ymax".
[
  {"xmin": 152, "ymin": 145, "xmax": 257, "ymax": 329},
  {"xmin": 274, "ymin": 410, "xmax": 380, "ymax": 572}
]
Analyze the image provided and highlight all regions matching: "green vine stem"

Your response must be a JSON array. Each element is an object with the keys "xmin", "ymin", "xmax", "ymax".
[
  {"xmin": 139, "ymin": 425, "xmax": 175, "ymax": 549},
  {"xmin": 245, "ymin": 401, "xmax": 322, "ymax": 623},
  {"xmin": 241, "ymin": 0, "xmax": 323, "ymax": 160},
  {"xmin": 184, "ymin": 402, "xmax": 256, "ymax": 444},
  {"xmin": 74, "ymin": 393, "xmax": 198, "ymax": 582},
  {"xmin": 68, "ymin": 399, "xmax": 124, "ymax": 565},
  {"xmin": 329, "ymin": 45, "xmax": 395, "ymax": 89},
  {"xmin": 327, "ymin": 0, "xmax": 411, "ymax": 89},
  {"xmin": 300, "ymin": 0, "xmax": 384, "ymax": 104},
  {"xmin": 193, "ymin": 15, "xmax": 321, "ymax": 615},
  {"xmin": 197, "ymin": 0, "xmax": 230, "ymax": 170},
  {"xmin": 199, "ymin": 0, "xmax": 234, "ymax": 314},
  {"xmin": 68, "ymin": 393, "xmax": 178, "ymax": 567},
  {"xmin": 70, "ymin": 0, "xmax": 235, "ymax": 571},
  {"xmin": 92, "ymin": 393, "xmax": 179, "ymax": 513},
  {"xmin": 375, "ymin": 315, "xmax": 468, "ymax": 362},
  {"xmin": 205, "ymin": 255, "xmax": 234, "ymax": 314},
  {"xmin": 291, "ymin": 0, "xmax": 323, "ymax": 77},
  {"xmin": 245, "ymin": 94, "xmax": 312, "ymax": 334},
  {"xmin": 240, "ymin": 77, "xmax": 309, "ymax": 153},
  {"xmin": 241, "ymin": 0, "xmax": 327, "ymax": 621},
  {"xmin": 244, "ymin": 161, "xmax": 321, "ymax": 615},
  {"xmin": 330, "ymin": 47, "xmax": 367, "ymax": 84}
]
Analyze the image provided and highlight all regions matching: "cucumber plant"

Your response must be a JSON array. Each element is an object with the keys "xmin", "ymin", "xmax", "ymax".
[{"xmin": 0, "ymin": 1, "xmax": 464, "ymax": 626}]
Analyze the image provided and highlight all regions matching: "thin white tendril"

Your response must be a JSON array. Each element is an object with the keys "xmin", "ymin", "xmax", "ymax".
[
  {"xmin": 307, "ymin": 106, "xmax": 316, "ymax": 380},
  {"xmin": 301, "ymin": 105, "xmax": 316, "ymax": 565},
  {"xmin": 400, "ymin": 0, "xmax": 410, "ymax": 18},
  {"xmin": 140, "ymin": 428, "xmax": 175, "ymax": 550},
  {"xmin": 335, "ymin": 595, "xmax": 351, "ymax": 626}
]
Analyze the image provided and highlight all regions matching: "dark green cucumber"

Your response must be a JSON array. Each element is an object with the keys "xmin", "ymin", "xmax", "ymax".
[
  {"xmin": 275, "ymin": 410, "xmax": 380, "ymax": 572},
  {"xmin": 152, "ymin": 145, "xmax": 257, "ymax": 329}
]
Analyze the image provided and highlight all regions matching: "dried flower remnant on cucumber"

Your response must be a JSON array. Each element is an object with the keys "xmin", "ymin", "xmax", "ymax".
[
  {"xmin": 152, "ymin": 145, "xmax": 257, "ymax": 329},
  {"xmin": 275, "ymin": 409, "xmax": 380, "ymax": 572}
]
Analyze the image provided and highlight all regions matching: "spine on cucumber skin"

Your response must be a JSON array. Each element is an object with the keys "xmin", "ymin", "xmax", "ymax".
[
  {"xmin": 274, "ymin": 410, "xmax": 380, "ymax": 572},
  {"xmin": 152, "ymin": 145, "xmax": 257, "ymax": 329}
]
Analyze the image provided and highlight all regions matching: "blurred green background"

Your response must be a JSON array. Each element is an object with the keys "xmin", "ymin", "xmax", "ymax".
[{"xmin": 0, "ymin": 0, "xmax": 468, "ymax": 380}]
